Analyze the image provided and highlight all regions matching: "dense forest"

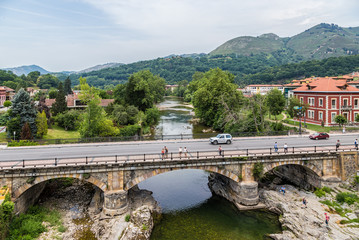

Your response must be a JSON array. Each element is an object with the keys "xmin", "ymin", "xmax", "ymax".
[
  {"xmin": 1, "ymin": 54, "xmax": 359, "ymax": 91},
  {"xmin": 66, "ymin": 53, "xmax": 359, "ymax": 88}
]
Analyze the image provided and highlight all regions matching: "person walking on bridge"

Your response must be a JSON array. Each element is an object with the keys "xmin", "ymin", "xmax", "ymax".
[
  {"xmin": 274, "ymin": 142, "xmax": 278, "ymax": 153},
  {"xmin": 355, "ymin": 139, "xmax": 358, "ymax": 150},
  {"xmin": 164, "ymin": 146, "xmax": 168, "ymax": 158},
  {"xmin": 218, "ymin": 146, "xmax": 222, "ymax": 156},
  {"xmin": 179, "ymin": 147, "xmax": 183, "ymax": 159},
  {"xmin": 336, "ymin": 140, "xmax": 340, "ymax": 151},
  {"xmin": 283, "ymin": 143, "xmax": 288, "ymax": 153}
]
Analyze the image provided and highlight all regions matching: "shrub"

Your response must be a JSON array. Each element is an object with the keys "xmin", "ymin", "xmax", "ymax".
[
  {"xmin": 252, "ymin": 163, "xmax": 264, "ymax": 180},
  {"xmin": 3, "ymin": 100, "xmax": 11, "ymax": 107},
  {"xmin": 354, "ymin": 176, "xmax": 359, "ymax": 184},
  {"xmin": 125, "ymin": 214, "xmax": 130, "ymax": 222},
  {"xmin": 119, "ymin": 124, "xmax": 141, "ymax": 137},
  {"xmin": 314, "ymin": 188, "xmax": 326, "ymax": 198},
  {"xmin": 8, "ymin": 140, "xmax": 39, "ymax": 147},
  {"xmin": 322, "ymin": 186, "xmax": 332, "ymax": 194},
  {"xmin": 336, "ymin": 192, "xmax": 359, "ymax": 205}
]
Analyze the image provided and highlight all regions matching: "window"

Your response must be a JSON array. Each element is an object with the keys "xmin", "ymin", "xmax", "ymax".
[
  {"xmin": 331, "ymin": 113, "xmax": 336, "ymax": 123},
  {"xmin": 319, "ymin": 112, "xmax": 323, "ymax": 120},
  {"xmin": 355, "ymin": 99, "xmax": 359, "ymax": 109},
  {"xmin": 331, "ymin": 99, "xmax": 336, "ymax": 109},
  {"xmin": 300, "ymin": 97, "xmax": 303, "ymax": 104},
  {"xmin": 308, "ymin": 97, "xmax": 314, "ymax": 106},
  {"xmin": 308, "ymin": 110, "xmax": 314, "ymax": 119},
  {"xmin": 319, "ymin": 98, "xmax": 323, "ymax": 107},
  {"xmin": 343, "ymin": 99, "xmax": 348, "ymax": 107}
]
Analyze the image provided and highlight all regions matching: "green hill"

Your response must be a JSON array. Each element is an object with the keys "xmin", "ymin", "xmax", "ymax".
[{"xmin": 210, "ymin": 23, "xmax": 359, "ymax": 60}]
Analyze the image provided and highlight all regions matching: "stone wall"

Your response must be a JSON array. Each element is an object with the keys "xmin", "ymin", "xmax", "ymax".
[{"xmin": 14, "ymin": 181, "xmax": 46, "ymax": 214}]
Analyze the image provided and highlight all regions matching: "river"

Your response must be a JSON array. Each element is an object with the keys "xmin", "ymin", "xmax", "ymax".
[{"xmin": 138, "ymin": 96, "xmax": 282, "ymax": 240}]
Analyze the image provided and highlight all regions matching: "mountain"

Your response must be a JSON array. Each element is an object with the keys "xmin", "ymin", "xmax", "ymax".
[
  {"xmin": 2, "ymin": 65, "xmax": 49, "ymax": 76},
  {"xmin": 210, "ymin": 23, "xmax": 359, "ymax": 60},
  {"xmin": 77, "ymin": 62, "xmax": 124, "ymax": 74}
]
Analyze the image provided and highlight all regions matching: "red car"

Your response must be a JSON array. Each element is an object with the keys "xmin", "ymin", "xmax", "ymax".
[{"xmin": 309, "ymin": 132, "xmax": 329, "ymax": 140}]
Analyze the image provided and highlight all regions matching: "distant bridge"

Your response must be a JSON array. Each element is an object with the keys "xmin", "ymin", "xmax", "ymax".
[{"xmin": 0, "ymin": 144, "xmax": 358, "ymax": 214}]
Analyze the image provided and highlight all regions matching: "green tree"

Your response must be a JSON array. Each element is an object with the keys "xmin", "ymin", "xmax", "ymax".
[
  {"xmin": 48, "ymin": 89, "xmax": 57, "ymax": 99},
  {"xmin": 78, "ymin": 78, "xmax": 118, "ymax": 137},
  {"xmin": 144, "ymin": 107, "xmax": 160, "ymax": 126},
  {"xmin": 8, "ymin": 88, "xmax": 37, "ymax": 139},
  {"xmin": 51, "ymin": 82, "xmax": 67, "ymax": 116},
  {"xmin": 334, "ymin": 115, "xmax": 347, "ymax": 127},
  {"xmin": 37, "ymin": 74, "xmax": 59, "ymax": 89},
  {"xmin": 192, "ymin": 68, "xmax": 243, "ymax": 130},
  {"xmin": 287, "ymin": 97, "xmax": 301, "ymax": 118},
  {"xmin": 123, "ymin": 70, "xmax": 165, "ymax": 111},
  {"xmin": 64, "ymin": 77, "xmax": 72, "ymax": 95},
  {"xmin": 54, "ymin": 110, "xmax": 82, "ymax": 130},
  {"xmin": 248, "ymin": 94, "xmax": 268, "ymax": 132},
  {"xmin": 27, "ymin": 71, "xmax": 40, "ymax": 85},
  {"xmin": 0, "ymin": 194, "xmax": 14, "ymax": 239},
  {"xmin": 21, "ymin": 122, "xmax": 33, "ymax": 140},
  {"xmin": 36, "ymin": 110, "xmax": 48, "ymax": 138},
  {"xmin": 266, "ymin": 89, "xmax": 285, "ymax": 120},
  {"xmin": 3, "ymin": 101, "xmax": 11, "ymax": 107}
]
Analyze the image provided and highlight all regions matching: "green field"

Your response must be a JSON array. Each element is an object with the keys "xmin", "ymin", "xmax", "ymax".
[{"xmin": 44, "ymin": 125, "xmax": 80, "ymax": 139}]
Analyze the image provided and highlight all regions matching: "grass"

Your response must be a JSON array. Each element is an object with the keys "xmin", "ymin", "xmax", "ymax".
[
  {"xmin": 0, "ymin": 132, "xmax": 7, "ymax": 143},
  {"xmin": 8, "ymin": 205, "xmax": 64, "ymax": 240},
  {"xmin": 283, "ymin": 118, "xmax": 330, "ymax": 132},
  {"xmin": 266, "ymin": 113, "xmax": 285, "ymax": 121},
  {"xmin": 44, "ymin": 125, "xmax": 80, "ymax": 139}
]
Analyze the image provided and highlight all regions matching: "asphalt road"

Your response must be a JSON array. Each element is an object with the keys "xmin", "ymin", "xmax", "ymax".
[{"xmin": 0, "ymin": 133, "xmax": 358, "ymax": 161}]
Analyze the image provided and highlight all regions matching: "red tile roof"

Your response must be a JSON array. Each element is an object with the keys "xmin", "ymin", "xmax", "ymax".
[{"xmin": 293, "ymin": 78, "xmax": 359, "ymax": 92}]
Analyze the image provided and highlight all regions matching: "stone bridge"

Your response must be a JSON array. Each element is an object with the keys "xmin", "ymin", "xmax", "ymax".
[{"xmin": 0, "ymin": 150, "xmax": 358, "ymax": 215}]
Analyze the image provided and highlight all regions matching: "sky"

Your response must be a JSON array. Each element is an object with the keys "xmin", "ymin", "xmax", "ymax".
[{"xmin": 0, "ymin": 0, "xmax": 359, "ymax": 72}]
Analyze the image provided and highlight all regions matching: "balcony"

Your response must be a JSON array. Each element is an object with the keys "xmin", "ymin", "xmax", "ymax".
[{"xmin": 341, "ymin": 105, "xmax": 352, "ymax": 111}]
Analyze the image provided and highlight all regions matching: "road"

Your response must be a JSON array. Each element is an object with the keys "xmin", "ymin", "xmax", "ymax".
[{"xmin": 0, "ymin": 133, "xmax": 358, "ymax": 161}]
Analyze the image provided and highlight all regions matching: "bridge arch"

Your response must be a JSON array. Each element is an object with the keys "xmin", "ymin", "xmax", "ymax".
[
  {"xmin": 125, "ymin": 166, "xmax": 240, "ymax": 190},
  {"xmin": 14, "ymin": 174, "xmax": 107, "ymax": 199},
  {"xmin": 262, "ymin": 161, "xmax": 322, "ymax": 177}
]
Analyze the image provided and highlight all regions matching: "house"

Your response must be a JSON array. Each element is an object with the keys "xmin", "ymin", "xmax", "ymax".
[
  {"xmin": 243, "ymin": 85, "xmax": 284, "ymax": 96},
  {"xmin": 45, "ymin": 94, "xmax": 114, "ymax": 109},
  {"xmin": 0, "ymin": 86, "xmax": 15, "ymax": 106},
  {"xmin": 165, "ymin": 85, "xmax": 178, "ymax": 92},
  {"xmin": 292, "ymin": 77, "xmax": 359, "ymax": 126}
]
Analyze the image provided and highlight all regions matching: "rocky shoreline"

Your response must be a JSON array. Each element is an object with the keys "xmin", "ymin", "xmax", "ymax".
[
  {"xmin": 208, "ymin": 173, "xmax": 359, "ymax": 240},
  {"xmin": 36, "ymin": 180, "xmax": 161, "ymax": 240}
]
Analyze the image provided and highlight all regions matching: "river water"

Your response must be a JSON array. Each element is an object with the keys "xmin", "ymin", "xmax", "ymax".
[{"xmin": 139, "ymin": 96, "xmax": 282, "ymax": 240}]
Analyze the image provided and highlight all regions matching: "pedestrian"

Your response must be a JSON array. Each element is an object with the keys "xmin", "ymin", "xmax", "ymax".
[
  {"xmin": 218, "ymin": 146, "xmax": 222, "ymax": 156},
  {"xmin": 355, "ymin": 139, "xmax": 358, "ymax": 150},
  {"xmin": 184, "ymin": 147, "xmax": 188, "ymax": 158},
  {"xmin": 302, "ymin": 197, "xmax": 307, "ymax": 208},
  {"xmin": 336, "ymin": 140, "xmax": 340, "ymax": 151},
  {"xmin": 325, "ymin": 213, "xmax": 330, "ymax": 227},
  {"xmin": 179, "ymin": 147, "xmax": 182, "ymax": 159},
  {"xmin": 161, "ymin": 148, "xmax": 165, "ymax": 160},
  {"xmin": 280, "ymin": 186, "xmax": 286, "ymax": 196},
  {"xmin": 164, "ymin": 146, "xmax": 168, "ymax": 158},
  {"xmin": 284, "ymin": 143, "xmax": 288, "ymax": 153},
  {"xmin": 274, "ymin": 142, "xmax": 278, "ymax": 152}
]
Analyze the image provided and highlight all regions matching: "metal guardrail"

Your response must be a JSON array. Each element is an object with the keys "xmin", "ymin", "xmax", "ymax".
[
  {"xmin": 0, "ymin": 143, "xmax": 356, "ymax": 170},
  {"xmin": 6, "ymin": 130, "xmax": 303, "ymax": 145}
]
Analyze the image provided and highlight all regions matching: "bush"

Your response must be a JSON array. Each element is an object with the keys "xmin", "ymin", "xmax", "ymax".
[
  {"xmin": 8, "ymin": 140, "xmax": 39, "ymax": 147},
  {"xmin": 125, "ymin": 214, "xmax": 130, "ymax": 222},
  {"xmin": 3, "ymin": 100, "xmax": 11, "ymax": 107},
  {"xmin": 322, "ymin": 186, "xmax": 332, "ymax": 194},
  {"xmin": 314, "ymin": 188, "xmax": 326, "ymax": 198},
  {"xmin": 252, "ymin": 162, "xmax": 264, "ymax": 180},
  {"xmin": 336, "ymin": 192, "xmax": 359, "ymax": 205},
  {"xmin": 53, "ymin": 110, "xmax": 82, "ymax": 131},
  {"xmin": 119, "ymin": 124, "xmax": 141, "ymax": 137}
]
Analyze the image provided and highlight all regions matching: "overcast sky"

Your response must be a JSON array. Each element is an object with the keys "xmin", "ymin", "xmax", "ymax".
[{"xmin": 1, "ymin": 0, "xmax": 359, "ymax": 72}]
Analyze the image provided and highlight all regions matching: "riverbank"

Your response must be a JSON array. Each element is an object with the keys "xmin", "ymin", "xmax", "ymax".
[
  {"xmin": 208, "ymin": 172, "xmax": 359, "ymax": 240},
  {"xmin": 33, "ymin": 179, "xmax": 161, "ymax": 240}
]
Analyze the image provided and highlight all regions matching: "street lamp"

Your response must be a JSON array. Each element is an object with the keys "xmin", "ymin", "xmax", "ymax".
[{"xmin": 13, "ymin": 131, "xmax": 16, "ymax": 141}]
